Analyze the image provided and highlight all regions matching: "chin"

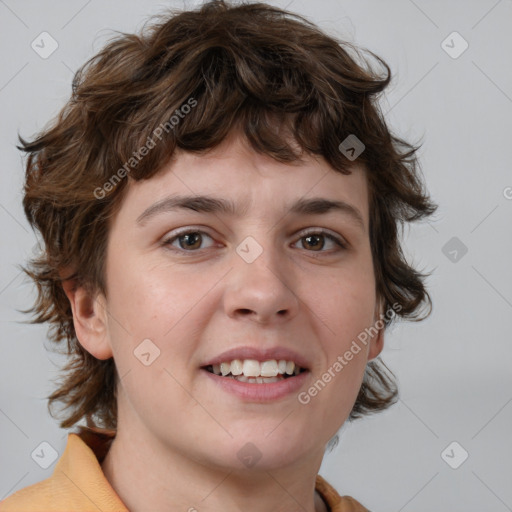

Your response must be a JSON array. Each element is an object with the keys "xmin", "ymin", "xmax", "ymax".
[{"xmin": 220, "ymin": 430, "xmax": 315, "ymax": 471}]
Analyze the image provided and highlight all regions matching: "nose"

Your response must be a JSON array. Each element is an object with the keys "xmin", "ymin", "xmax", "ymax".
[{"xmin": 222, "ymin": 237, "xmax": 300, "ymax": 325}]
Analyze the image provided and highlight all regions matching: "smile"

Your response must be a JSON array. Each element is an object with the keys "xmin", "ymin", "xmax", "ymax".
[
  {"xmin": 201, "ymin": 360, "xmax": 310, "ymax": 402},
  {"xmin": 203, "ymin": 358, "xmax": 307, "ymax": 383}
]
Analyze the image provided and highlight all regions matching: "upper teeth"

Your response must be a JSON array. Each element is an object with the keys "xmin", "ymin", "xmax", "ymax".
[{"xmin": 211, "ymin": 359, "xmax": 301, "ymax": 377}]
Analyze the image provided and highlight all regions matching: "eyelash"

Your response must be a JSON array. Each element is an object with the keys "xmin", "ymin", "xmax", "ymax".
[{"xmin": 162, "ymin": 228, "xmax": 347, "ymax": 254}]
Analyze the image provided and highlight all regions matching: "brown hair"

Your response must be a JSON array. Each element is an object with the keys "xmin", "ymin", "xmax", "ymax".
[{"xmin": 18, "ymin": 0, "xmax": 436, "ymax": 432}]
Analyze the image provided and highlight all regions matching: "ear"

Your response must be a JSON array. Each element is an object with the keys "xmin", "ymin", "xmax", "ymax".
[
  {"xmin": 61, "ymin": 279, "xmax": 113, "ymax": 360},
  {"xmin": 367, "ymin": 299, "xmax": 385, "ymax": 361}
]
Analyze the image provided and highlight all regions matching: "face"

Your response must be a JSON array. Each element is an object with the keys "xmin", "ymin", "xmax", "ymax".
[{"xmin": 81, "ymin": 131, "xmax": 383, "ymax": 471}]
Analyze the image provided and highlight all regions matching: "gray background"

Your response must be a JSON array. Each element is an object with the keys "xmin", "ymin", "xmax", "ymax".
[{"xmin": 1, "ymin": 0, "xmax": 511, "ymax": 510}]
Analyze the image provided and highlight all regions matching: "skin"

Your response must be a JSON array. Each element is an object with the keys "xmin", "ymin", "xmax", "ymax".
[{"xmin": 64, "ymin": 130, "xmax": 384, "ymax": 512}]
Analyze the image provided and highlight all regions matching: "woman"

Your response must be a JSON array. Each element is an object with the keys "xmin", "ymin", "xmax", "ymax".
[{"xmin": 1, "ymin": 1, "xmax": 435, "ymax": 510}]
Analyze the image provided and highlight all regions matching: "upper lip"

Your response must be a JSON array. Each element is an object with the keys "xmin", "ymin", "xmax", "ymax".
[{"xmin": 201, "ymin": 346, "xmax": 311, "ymax": 370}]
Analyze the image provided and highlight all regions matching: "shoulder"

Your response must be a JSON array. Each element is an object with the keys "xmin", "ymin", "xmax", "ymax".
[
  {"xmin": 0, "ymin": 477, "xmax": 56, "ymax": 512},
  {"xmin": 1, "ymin": 431, "xmax": 127, "ymax": 512}
]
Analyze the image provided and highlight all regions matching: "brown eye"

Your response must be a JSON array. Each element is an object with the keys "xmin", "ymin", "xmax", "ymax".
[
  {"xmin": 294, "ymin": 230, "xmax": 346, "ymax": 253},
  {"xmin": 163, "ymin": 230, "xmax": 214, "ymax": 251},
  {"xmin": 178, "ymin": 232, "xmax": 202, "ymax": 250},
  {"xmin": 302, "ymin": 234, "xmax": 325, "ymax": 251}
]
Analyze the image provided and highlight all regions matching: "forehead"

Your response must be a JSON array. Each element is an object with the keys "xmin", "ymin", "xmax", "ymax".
[{"xmin": 118, "ymin": 133, "xmax": 370, "ymax": 227}]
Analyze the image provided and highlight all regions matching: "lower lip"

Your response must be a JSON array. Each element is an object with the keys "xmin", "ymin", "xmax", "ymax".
[{"xmin": 200, "ymin": 369, "xmax": 310, "ymax": 402}]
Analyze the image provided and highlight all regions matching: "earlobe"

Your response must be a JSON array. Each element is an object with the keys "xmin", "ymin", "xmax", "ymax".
[{"xmin": 61, "ymin": 279, "xmax": 113, "ymax": 360}]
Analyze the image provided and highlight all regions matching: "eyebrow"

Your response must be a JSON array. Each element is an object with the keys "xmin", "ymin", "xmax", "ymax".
[{"xmin": 136, "ymin": 194, "xmax": 365, "ymax": 229}]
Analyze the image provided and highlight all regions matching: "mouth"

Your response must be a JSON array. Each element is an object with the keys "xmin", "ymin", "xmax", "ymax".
[
  {"xmin": 201, "ymin": 359, "xmax": 308, "ymax": 384},
  {"xmin": 200, "ymin": 358, "xmax": 310, "ymax": 402}
]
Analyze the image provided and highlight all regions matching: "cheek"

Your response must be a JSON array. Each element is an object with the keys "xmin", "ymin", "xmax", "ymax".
[
  {"xmin": 102, "ymin": 261, "xmax": 207, "ymax": 415},
  {"xmin": 103, "ymin": 256, "xmax": 219, "ymax": 391},
  {"xmin": 301, "ymin": 285, "xmax": 373, "ymax": 425},
  {"xmin": 105, "ymin": 254, "xmax": 201, "ymax": 337},
  {"xmin": 313, "ymin": 264, "xmax": 376, "ymax": 342},
  {"xmin": 304, "ymin": 260, "xmax": 376, "ymax": 405}
]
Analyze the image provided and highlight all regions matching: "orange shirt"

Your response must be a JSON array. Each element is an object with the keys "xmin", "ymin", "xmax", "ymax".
[{"xmin": 0, "ymin": 428, "xmax": 369, "ymax": 511}]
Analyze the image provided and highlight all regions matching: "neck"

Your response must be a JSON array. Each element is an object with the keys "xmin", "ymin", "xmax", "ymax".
[{"xmin": 101, "ymin": 423, "xmax": 330, "ymax": 512}]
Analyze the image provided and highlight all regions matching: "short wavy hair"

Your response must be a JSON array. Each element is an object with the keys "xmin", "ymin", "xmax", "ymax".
[{"xmin": 18, "ymin": 0, "xmax": 436, "ymax": 432}]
